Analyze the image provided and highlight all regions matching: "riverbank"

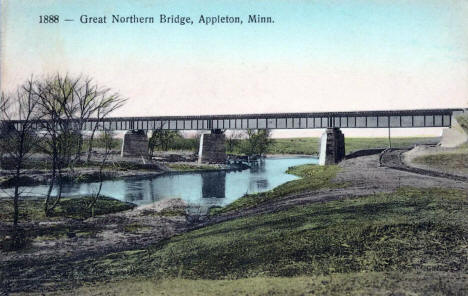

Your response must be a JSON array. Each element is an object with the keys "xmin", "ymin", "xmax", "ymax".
[
  {"xmin": 1, "ymin": 146, "xmax": 466, "ymax": 295},
  {"xmin": 0, "ymin": 198, "xmax": 190, "ymax": 292},
  {"xmin": 0, "ymin": 151, "xmax": 230, "ymax": 189}
]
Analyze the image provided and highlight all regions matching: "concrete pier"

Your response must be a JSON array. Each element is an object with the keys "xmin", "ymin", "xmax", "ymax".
[
  {"xmin": 198, "ymin": 129, "xmax": 227, "ymax": 164},
  {"xmin": 319, "ymin": 128, "xmax": 345, "ymax": 165},
  {"xmin": 121, "ymin": 130, "xmax": 149, "ymax": 157}
]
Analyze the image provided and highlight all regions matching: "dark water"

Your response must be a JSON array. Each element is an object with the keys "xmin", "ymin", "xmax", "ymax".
[{"xmin": 1, "ymin": 157, "xmax": 317, "ymax": 210}]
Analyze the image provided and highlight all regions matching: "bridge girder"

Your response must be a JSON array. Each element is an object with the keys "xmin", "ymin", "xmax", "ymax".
[{"xmin": 5, "ymin": 108, "xmax": 465, "ymax": 131}]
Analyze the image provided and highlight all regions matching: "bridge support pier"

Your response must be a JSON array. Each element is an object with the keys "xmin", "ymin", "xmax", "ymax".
[
  {"xmin": 319, "ymin": 128, "xmax": 345, "ymax": 165},
  {"xmin": 198, "ymin": 129, "xmax": 227, "ymax": 164},
  {"xmin": 121, "ymin": 130, "xmax": 148, "ymax": 158}
]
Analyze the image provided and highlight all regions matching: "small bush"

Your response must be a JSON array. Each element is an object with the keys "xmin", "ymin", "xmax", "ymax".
[{"xmin": 52, "ymin": 196, "xmax": 136, "ymax": 219}]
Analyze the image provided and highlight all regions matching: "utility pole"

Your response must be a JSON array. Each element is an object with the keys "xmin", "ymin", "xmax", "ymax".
[
  {"xmin": 388, "ymin": 126, "xmax": 392, "ymax": 148},
  {"xmin": 387, "ymin": 116, "xmax": 392, "ymax": 148}
]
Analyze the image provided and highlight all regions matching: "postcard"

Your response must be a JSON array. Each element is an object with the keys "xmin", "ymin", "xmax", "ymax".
[{"xmin": 1, "ymin": 1, "xmax": 467, "ymax": 295}]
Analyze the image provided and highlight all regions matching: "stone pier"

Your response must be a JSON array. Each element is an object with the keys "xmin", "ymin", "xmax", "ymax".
[
  {"xmin": 198, "ymin": 129, "xmax": 227, "ymax": 164},
  {"xmin": 319, "ymin": 128, "xmax": 345, "ymax": 165},
  {"xmin": 121, "ymin": 130, "xmax": 149, "ymax": 158}
]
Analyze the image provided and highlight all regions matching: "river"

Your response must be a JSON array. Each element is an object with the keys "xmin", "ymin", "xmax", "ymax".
[{"xmin": 1, "ymin": 157, "xmax": 317, "ymax": 211}]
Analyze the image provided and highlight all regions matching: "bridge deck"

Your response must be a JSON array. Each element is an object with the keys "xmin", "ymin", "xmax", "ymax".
[{"xmin": 6, "ymin": 108, "xmax": 466, "ymax": 131}]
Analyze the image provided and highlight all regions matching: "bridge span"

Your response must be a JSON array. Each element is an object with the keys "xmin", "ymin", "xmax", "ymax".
[
  {"xmin": 3, "ymin": 108, "xmax": 466, "ymax": 164},
  {"xmin": 7, "ymin": 108, "xmax": 464, "ymax": 131}
]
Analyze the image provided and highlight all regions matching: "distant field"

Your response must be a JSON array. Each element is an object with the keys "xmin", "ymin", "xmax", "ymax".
[
  {"xmin": 268, "ymin": 137, "xmax": 440, "ymax": 155},
  {"xmin": 85, "ymin": 136, "xmax": 440, "ymax": 156}
]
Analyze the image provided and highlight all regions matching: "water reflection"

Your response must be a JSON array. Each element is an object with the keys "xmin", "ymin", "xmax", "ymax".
[
  {"xmin": 126, "ymin": 180, "xmax": 147, "ymax": 203},
  {"xmin": 256, "ymin": 179, "xmax": 269, "ymax": 189},
  {"xmin": 0, "ymin": 157, "xmax": 318, "ymax": 208},
  {"xmin": 201, "ymin": 171, "xmax": 226, "ymax": 198}
]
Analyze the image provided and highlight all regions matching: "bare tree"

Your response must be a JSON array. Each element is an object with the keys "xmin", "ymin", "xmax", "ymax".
[
  {"xmin": 0, "ymin": 92, "xmax": 11, "ymax": 163},
  {"xmin": 86, "ymin": 130, "xmax": 114, "ymax": 217},
  {"xmin": 0, "ymin": 78, "xmax": 40, "ymax": 227},
  {"xmin": 33, "ymin": 74, "xmax": 125, "ymax": 215},
  {"xmin": 32, "ymin": 74, "xmax": 78, "ymax": 215},
  {"xmin": 0, "ymin": 92, "xmax": 9, "ymax": 117},
  {"xmin": 86, "ymin": 90, "xmax": 126, "ymax": 163},
  {"xmin": 70, "ymin": 77, "xmax": 100, "ymax": 164}
]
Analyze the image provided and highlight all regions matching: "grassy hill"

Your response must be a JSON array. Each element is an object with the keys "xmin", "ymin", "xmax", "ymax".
[{"xmin": 34, "ymin": 165, "xmax": 467, "ymax": 295}]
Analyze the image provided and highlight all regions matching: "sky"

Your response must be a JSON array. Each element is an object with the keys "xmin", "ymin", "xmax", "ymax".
[{"xmin": 1, "ymin": 0, "xmax": 467, "ymax": 137}]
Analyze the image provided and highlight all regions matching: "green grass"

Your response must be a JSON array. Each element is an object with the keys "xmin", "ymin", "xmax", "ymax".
[
  {"xmin": 82, "ymin": 137, "xmax": 122, "ymax": 152},
  {"xmin": 345, "ymin": 137, "xmax": 439, "ymax": 153},
  {"xmin": 142, "ymin": 136, "xmax": 439, "ymax": 155},
  {"xmin": 211, "ymin": 164, "xmax": 341, "ymax": 214},
  {"xmin": 413, "ymin": 152, "xmax": 468, "ymax": 171},
  {"xmin": 86, "ymin": 135, "xmax": 444, "ymax": 156},
  {"xmin": 50, "ymin": 196, "xmax": 136, "ymax": 220},
  {"xmin": 59, "ymin": 272, "xmax": 468, "ymax": 296},
  {"xmin": 0, "ymin": 196, "xmax": 135, "ymax": 223},
  {"xmin": 158, "ymin": 208, "xmax": 187, "ymax": 217},
  {"xmin": 31, "ymin": 187, "xmax": 467, "ymax": 294},
  {"xmin": 412, "ymin": 144, "xmax": 468, "ymax": 172},
  {"xmin": 123, "ymin": 223, "xmax": 151, "ymax": 233},
  {"xmin": 265, "ymin": 137, "xmax": 439, "ymax": 155},
  {"xmin": 0, "ymin": 158, "xmax": 154, "ymax": 171},
  {"xmin": 267, "ymin": 138, "xmax": 321, "ymax": 155},
  {"xmin": 166, "ymin": 163, "xmax": 218, "ymax": 171}
]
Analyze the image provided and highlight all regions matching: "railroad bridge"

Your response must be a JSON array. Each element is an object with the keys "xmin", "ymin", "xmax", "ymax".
[{"xmin": 4, "ymin": 108, "xmax": 466, "ymax": 165}]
